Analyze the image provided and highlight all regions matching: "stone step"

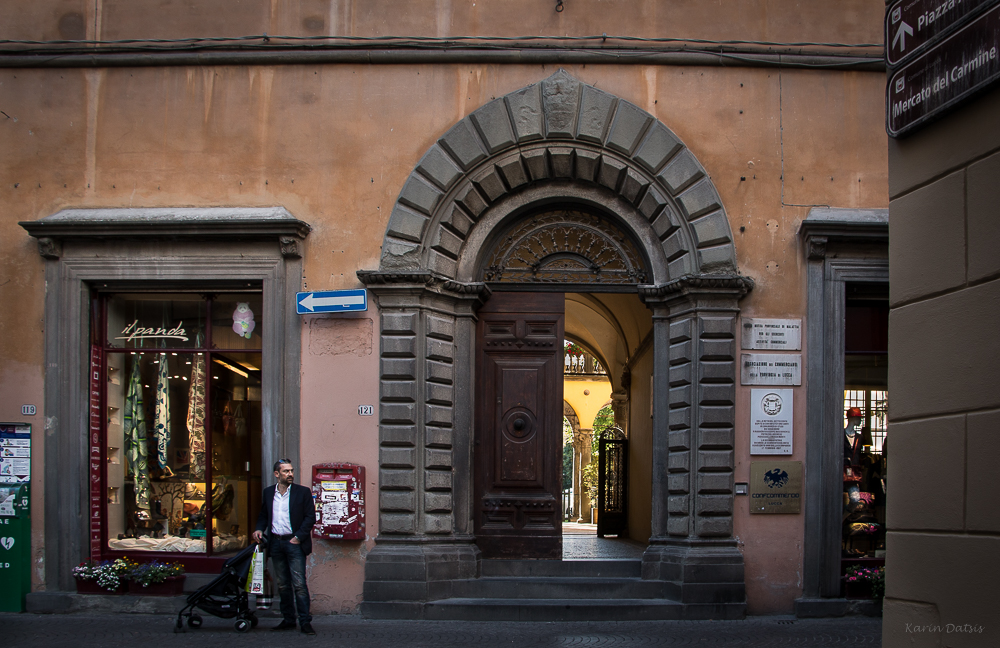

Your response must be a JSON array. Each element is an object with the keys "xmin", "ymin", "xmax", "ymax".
[
  {"xmin": 362, "ymin": 597, "xmax": 747, "ymax": 622},
  {"xmin": 449, "ymin": 576, "xmax": 671, "ymax": 600},
  {"xmin": 480, "ymin": 559, "xmax": 641, "ymax": 578},
  {"xmin": 423, "ymin": 598, "xmax": 690, "ymax": 622}
]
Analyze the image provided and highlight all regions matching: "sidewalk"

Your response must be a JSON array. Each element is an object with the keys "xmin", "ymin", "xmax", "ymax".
[{"xmin": 2, "ymin": 612, "xmax": 882, "ymax": 647}]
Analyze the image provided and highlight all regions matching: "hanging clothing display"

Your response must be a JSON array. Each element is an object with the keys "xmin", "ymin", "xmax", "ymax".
[
  {"xmin": 124, "ymin": 358, "xmax": 151, "ymax": 510},
  {"xmin": 187, "ymin": 352, "xmax": 207, "ymax": 480},
  {"xmin": 154, "ymin": 354, "xmax": 170, "ymax": 469}
]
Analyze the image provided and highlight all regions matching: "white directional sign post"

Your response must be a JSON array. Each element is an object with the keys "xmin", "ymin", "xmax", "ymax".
[{"xmin": 296, "ymin": 289, "xmax": 368, "ymax": 314}]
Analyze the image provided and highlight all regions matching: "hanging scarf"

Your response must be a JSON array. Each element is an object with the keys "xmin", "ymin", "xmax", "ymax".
[
  {"xmin": 154, "ymin": 354, "xmax": 170, "ymax": 469},
  {"xmin": 187, "ymin": 352, "xmax": 207, "ymax": 480},
  {"xmin": 124, "ymin": 358, "xmax": 151, "ymax": 510}
]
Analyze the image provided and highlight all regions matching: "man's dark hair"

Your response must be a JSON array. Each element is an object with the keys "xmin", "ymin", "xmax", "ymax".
[{"xmin": 273, "ymin": 458, "xmax": 293, "ymax": 472}]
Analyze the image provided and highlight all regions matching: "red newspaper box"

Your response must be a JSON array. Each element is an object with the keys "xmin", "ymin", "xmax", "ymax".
[{"xmin": 311, "ymin": 463, "xmax": 366, "ymax": 540}]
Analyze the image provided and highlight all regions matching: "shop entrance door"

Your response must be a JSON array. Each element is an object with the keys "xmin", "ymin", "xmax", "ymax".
[{"xmin": 474, "ymin": 292, "xmax": 565, "ymax": 559}]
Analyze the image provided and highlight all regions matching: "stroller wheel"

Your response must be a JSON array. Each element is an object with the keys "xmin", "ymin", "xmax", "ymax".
[
  {"xmin": 249, "ymin": 612, "xmax": 259, "ymax": 628},
  {"xmin": 188, "ymin": 614, "xmax": 203, "ymax": 629},
  {"xmin": 235, "ymin": 618, "xmax": 252, "ymax": 633}
]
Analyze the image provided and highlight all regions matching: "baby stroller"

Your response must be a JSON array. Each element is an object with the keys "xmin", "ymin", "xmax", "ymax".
[{"xmin": 174, "ymin": 543, "xmax": 259, "ymax": 633}]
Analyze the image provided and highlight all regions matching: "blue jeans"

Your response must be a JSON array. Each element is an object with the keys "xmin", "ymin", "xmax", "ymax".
[{"xmin": 269, "ymin": 537, "xmax": 311, "ymax": 625}]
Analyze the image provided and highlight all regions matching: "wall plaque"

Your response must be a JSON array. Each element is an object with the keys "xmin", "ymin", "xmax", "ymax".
[
  {"xmin": 750, "ymin": 388, "xmax": 793, "ymax": 455},
  {"xmin": 741, "ymin": 318, "xmax": 801, "ymax": 350},
  {"xmin": 749, "ymin": 461, "xmax": 802, "ymax": 514},
  {"xmin": 741, "ymin": 353, "xmax": 801, "ymax": 385}
]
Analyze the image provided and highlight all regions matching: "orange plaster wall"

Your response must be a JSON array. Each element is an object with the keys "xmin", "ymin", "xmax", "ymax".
[
  {"xmin": 733, "ymin": 322, "xmax": 808, "ymax": 615},
  {"xmin": 298, "ymin": 313, "xmax": 379, "ymax": 614},
  {"xmin": 0, "ymin": 18, "xmax": 887, "ymax": 609}
]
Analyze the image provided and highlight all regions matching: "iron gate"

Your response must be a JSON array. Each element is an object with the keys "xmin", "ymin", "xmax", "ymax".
[{"xmin": 597, "ymin": 426, "xmax": 628, "ymax": 538}]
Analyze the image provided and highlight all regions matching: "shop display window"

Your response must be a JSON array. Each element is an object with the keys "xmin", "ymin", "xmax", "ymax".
[
  {"xmin": 97, "ymin": 293, "xmax": 263, "ymax": 562},
  {"xmin": 841, "ymin": 293, "xmax": 888, "ymax": 583}
]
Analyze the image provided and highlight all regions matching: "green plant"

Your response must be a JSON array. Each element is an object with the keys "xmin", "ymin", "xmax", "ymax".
[
  {"xmin": 581, "ymin": 460, "xmax": 599, "ymax": 503},
  {"xmin": 564, "ymin": 340, "xmax": 586, "ymax": 357},
  {"xmin": 580, "ymin": 406, "xmax": 617, "ymax": 504}
]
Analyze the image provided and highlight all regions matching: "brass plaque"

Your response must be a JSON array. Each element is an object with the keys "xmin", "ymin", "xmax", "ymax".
[{"xmin": 749, "ymin": 461, "xmax": 802, "ymax": 514}]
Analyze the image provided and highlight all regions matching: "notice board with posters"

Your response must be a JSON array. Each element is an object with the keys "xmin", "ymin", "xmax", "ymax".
[{"xmin": 0, "ymin": 424, "xmax": 30, "ymax": 486}]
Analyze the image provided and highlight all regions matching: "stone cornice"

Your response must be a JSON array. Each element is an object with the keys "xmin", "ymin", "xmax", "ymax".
[
  {"xmin": 638, "ymin": 273, "xmax": 755, "ymax": 302},
  {"xmin": 357, "ymin": 270, "xmax": 435, "ymax": 286},
  {"xmin": 358, "ymin": 269, "xmax": 491, "ymax": 300},
  {"xmin": 20, "ymin": 207, "xmax": 310, "ymax": 258},
  {"xmin": 798, "ymin": 208, "xmax": 889, "ymax": 260}
]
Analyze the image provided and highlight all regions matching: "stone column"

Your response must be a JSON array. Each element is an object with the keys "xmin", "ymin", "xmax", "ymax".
[
  {"xmin": 639, "ymin": 275, "xmax": 752, "ymax": 611},
  {"xmin": 575, "ymin": 428, "xmax": 594, "ymax": 522},
  {"xmin": 358, "ymin": 272, "xmax": 488, "ymax": 603}
]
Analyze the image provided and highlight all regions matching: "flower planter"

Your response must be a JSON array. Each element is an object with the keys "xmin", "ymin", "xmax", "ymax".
[
  {"xmin": 75, "ymin": 578, "xmax": 127, "ymax": 595},
  {"xmin": 127, "ymin": 575, "xmax": 186, "ymax": 596}
]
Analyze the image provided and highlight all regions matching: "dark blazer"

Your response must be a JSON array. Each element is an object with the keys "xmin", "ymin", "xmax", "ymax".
[{"xmin": 255, "ymin": 482, "xmax": 316, "ymax": 556}]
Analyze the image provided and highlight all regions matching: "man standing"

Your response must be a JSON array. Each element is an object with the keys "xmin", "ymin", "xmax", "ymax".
[{"xmin": 253, "ymin": 459, "xmax": 316, "ymax": 635}]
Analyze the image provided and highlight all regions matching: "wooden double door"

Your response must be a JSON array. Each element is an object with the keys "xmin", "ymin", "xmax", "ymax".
[{"xmin": 474, "ymin": 292, "xmax": 565, "ymax": 559}]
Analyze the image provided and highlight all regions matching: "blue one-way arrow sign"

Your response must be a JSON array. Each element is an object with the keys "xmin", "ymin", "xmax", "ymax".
[{"xmin": 296, "ymin": 289, "xmax": 368, "ymax": 314}]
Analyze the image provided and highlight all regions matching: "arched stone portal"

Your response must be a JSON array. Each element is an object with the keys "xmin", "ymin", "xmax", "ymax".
[{"xmin": 359, "ymin": 71, "xmax": 752, "ymax": 617}]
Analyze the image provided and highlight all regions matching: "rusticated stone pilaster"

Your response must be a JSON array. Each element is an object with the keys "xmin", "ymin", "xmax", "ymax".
[{"xmin": 640, "ymin": 274, "xmax": 750, "ymax": 606}]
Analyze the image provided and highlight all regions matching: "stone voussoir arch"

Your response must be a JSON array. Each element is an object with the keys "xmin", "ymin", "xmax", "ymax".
[{"xmin": 379, "ymin": 69, "xmax": 737, "ymax": 283}]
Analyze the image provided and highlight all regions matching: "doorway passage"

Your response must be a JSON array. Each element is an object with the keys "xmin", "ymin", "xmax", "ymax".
[{"xmin": 473, "ymin": 290, "xmax": 653, "ymax": 561}]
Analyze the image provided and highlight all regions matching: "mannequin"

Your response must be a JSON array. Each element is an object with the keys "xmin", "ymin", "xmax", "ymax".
[{"xmin": 844, "ymin": 406, "xmax": 863, "ymax": 463}]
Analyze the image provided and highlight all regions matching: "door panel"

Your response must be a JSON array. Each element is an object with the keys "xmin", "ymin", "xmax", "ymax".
[{"xmin": 475, "ymin": 292, "xmax": 564, "ymax": 559}]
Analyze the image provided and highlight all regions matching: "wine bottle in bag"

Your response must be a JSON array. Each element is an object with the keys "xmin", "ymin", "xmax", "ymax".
[{"xmin": 256, "ymin": 567, "xmax": 273, "ymax": 609}]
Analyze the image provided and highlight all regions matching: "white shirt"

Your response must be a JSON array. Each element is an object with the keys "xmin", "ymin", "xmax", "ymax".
[{"xmin": 271, "ymin": 486, "xmax": 293, "ymax": 536}]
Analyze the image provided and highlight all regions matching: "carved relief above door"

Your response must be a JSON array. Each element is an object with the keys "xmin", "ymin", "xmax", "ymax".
[
  {"xmin": 482, "ymin": 209, "xmax": 649, "ymax": 285},
  {"xmin": 474, "ymin": 292, "xmax": 565, "ymax": 559}
]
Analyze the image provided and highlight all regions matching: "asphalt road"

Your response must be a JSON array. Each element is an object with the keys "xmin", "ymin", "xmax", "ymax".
[{"xmin": 1, "ymin": 613, "xmax": 882, "ymax": 647}]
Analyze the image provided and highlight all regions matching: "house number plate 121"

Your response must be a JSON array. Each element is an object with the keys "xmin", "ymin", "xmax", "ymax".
[{"xmin": 358, "ymin": 405, "xmax": 374, "ymax": 416}]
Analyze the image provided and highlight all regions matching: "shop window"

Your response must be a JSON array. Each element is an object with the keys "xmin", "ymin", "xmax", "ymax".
[
  {"xmin": 98, "ymin": 293, "xmax": 263, "ymax": 558},
  {"xmin": 842, "ymin": 388, "xmax": 887, "ymax": 454},
  {"xmin": 841, "ymin": 293, "xmax": 888, "ymax": 568}
]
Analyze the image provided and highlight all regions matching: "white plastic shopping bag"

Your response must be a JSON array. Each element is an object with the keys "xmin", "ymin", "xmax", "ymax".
[{"xmin": 247, "ymin": 544, "xmax": 264, "ymax": 594}]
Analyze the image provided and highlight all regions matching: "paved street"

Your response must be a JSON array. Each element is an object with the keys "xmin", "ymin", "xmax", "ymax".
[{"xmin": 2, "ymin": 613, "xmax": 882, "ymax": 647}]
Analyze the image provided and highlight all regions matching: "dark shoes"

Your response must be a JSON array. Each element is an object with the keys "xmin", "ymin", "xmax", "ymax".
[{"xmin": 272, "ymin": 618, "xmax": 314, "ymax": 635}]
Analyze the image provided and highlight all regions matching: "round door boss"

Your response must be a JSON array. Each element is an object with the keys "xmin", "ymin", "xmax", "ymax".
[{"xmin": 501, "ymin": 407, "xmax": 537, "ymax": 440}]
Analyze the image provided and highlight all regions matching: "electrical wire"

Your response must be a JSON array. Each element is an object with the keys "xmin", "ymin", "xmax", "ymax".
[{"xmin": 0, "ymin": 33, "xmax": 884, "ymax": 50}]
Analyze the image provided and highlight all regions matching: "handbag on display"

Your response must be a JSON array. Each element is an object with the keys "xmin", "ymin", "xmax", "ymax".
[
  {"xmin": 847, "ymin": 486, "xmax": 874, "ymax": 512},
  {"xmin": 843, "ymin": 465, "xmax": 863, "ymax": 483}
]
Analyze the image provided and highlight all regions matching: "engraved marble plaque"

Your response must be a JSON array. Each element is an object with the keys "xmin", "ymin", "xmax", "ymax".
[
  {"xmin": 741, "ymin": 318, "xmax": 801, "ymax": 350},
  {"xmin": 750, "ymin": 388, "xmax": 793, "ymax": 455},
  {"xmin": 741, "ymin": 353, "xmax": 802, "ymax": 385}
]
